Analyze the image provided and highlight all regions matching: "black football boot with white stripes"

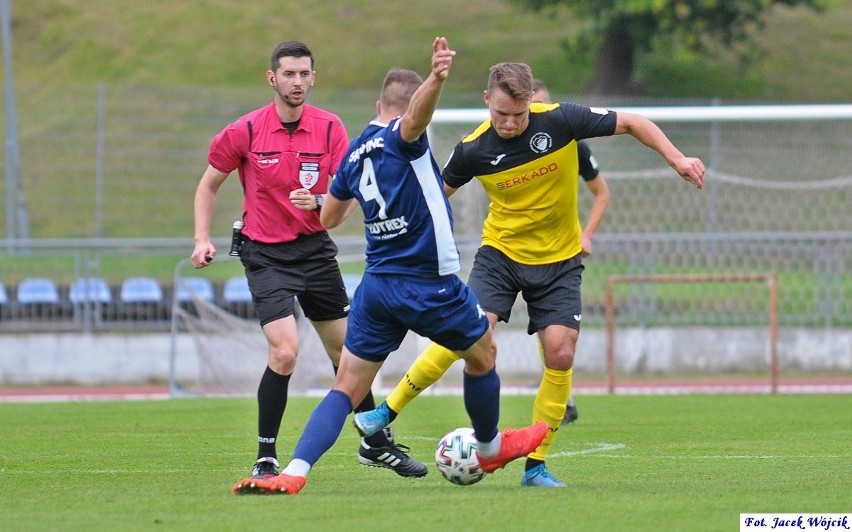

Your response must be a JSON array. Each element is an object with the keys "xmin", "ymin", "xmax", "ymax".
[{"xmin": 357, "ymin": 427, "xmax": 427, "ymax": 478}]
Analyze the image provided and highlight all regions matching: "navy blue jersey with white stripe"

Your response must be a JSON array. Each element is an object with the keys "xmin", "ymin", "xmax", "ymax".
[{"xmin": 330, "ymin": 117, "xmax": 461, "ymax": 276}]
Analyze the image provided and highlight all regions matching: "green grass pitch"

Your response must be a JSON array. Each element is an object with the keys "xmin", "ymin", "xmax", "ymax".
[{"xmin": 1, "ymin": 394, "xmax": 849, "ymax": 531}]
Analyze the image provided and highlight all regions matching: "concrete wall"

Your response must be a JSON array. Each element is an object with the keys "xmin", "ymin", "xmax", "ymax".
[{"xmin": 1, "ymin": 327, "xmax": 849, "ymax": 388}]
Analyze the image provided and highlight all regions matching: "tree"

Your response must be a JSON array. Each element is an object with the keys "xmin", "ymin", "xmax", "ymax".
[{"xmin": 515, "ymin": 0, "xmax": 823, "ymax": 95}]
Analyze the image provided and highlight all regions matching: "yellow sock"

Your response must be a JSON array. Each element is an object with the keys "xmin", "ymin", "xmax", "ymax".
[
  {"xmin": 386, "ymin": 343, "xmax": 460, "ymax": 413},
  {"xmin": 529, "ymin": 367, "xmax": 573, "ymax": 461}
]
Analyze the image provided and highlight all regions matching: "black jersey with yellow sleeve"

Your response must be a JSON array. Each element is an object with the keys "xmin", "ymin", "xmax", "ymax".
[{"xmin": 442, "ymin": 101, "xmax": 616, "ymax": 265}]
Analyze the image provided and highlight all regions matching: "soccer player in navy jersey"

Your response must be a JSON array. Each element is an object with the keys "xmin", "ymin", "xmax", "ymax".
[
  {"xmin": 232, "ymin": 36, "xmax": 547, "ymax": 495},
  {"xmin": 191, "ymin": 40, "xmax": 425, "ymax": 491},
  {"xmin": 355, "ymin": 63, "xmax": 704, "ymax": 488}
]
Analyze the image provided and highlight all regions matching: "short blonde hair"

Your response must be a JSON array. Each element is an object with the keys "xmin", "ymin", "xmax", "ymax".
[{"xmin": 487, "ymin": 63, "xmax": 533, "ymax": 101}]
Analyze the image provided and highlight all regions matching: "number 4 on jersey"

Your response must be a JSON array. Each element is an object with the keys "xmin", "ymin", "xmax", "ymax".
[{"xmin": 358, "ymin": 158, "xmax": 388, "ymax": 220}]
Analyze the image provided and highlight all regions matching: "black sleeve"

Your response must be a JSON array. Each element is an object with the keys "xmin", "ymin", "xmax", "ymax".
[
  {"xmin": 441, "ymin": 143, "xmax": 475, "ymax": 189},
  {"xmin": 559, "ymin": 102, "xmax": 618, "ymax": 140},
  {"xmin": 577, "ymin": 140, "xmax": 600, "ymax": 182}
]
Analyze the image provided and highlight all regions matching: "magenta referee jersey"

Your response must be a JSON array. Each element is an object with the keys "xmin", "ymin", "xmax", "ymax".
[{"xmin": 208, "ymin": 102, "xmax": 349, "ymax": 244}]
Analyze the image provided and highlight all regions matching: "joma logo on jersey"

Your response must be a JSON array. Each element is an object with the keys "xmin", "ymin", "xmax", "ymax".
[
  {"xmin": 367, "ymin": 216, "xmax": 408, "ymax": 235},
  {"xmin": 529, "ymin": 132, "xmax": 553, "ymax": 153},
  {"xmin": 348, "ymin": 137, "xmax": 385, "ymax": 163},
  {"xmin": 496, "ymin": 162, "xmax": 558, "ymax": 190}
]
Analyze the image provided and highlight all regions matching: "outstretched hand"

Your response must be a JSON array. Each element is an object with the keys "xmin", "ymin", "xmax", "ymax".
[
  {"xmin": 431, "ymin": 36, "xmax": 456, "ymax": 81},
  {"xmin": 674, "ymin": 156, "xmax": 705, "ymax": 190}
]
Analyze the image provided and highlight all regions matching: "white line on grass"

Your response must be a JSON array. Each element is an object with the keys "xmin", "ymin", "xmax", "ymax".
[
  {"xmin": 549, "ymin": 442, "xmax": 626, "ymax": 458},
  {"xmin": 549, "ymin": 453, "xmax": 846, "ymax": 460}
]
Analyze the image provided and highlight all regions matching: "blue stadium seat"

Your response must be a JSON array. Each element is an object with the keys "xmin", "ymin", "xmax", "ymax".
[
  {"xmin": 69, "ymin": 277, "xmax": 112, "ymax": 304},
  {"xmin": 119, "ymin": 277, "xmax": 167, "ymax": 322},
  {"xmin": 17, "ymin": 278, "xmax": 61, "ymax": 304},
  {"xmin": 221, "ymin": 276, "xmax": 255, "ymax": 319},
  {"xmin": 222, "ymin": 276, "xmax": 252, "ymax": 303},
  {"xmin": 175, "ymin": 276, "xmax": 215, "ymax": 303},
  {"xmin": 120, "ymin": 277, "xmax": 164, "ymax": 303},
  {"xmin": 0, "ymin": 282, "xmax": 7, "ymax": 321}
]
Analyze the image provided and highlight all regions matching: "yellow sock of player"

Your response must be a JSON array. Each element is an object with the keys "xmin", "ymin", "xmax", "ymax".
[
  {"xmin": 529, "ymin": 367, "xmax": 573, "ymax": 461},
  {"xmin": 386, "ymin": 343, "xmax": 461, "ymax": 414}
]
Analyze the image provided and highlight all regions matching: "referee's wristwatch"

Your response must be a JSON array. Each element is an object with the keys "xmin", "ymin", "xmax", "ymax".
[{"xmin": 314, "ymin": 194, "xmax": 324, "ymax": 211}]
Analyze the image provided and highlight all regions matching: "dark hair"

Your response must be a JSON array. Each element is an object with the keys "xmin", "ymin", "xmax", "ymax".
[
  {"xmin": 380, "ymin": 68, "xmax": 423, "ymax": 113},
  {"xmin": 532, "ymin": 78, "xmax": 547, "ymax": 93},
  {"xmin": 270, "ymin": 40, "xmax": 314, "ymax": 71},
  {"xmin": 487, "ymin": 63, "xmax": 533, "ymax": 101}
]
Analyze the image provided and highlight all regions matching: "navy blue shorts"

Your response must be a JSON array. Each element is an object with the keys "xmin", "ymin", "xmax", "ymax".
[
  {"xmin": 467, "ymin": 245, "xmax": 584, "ymax": 335},
  {"xmin": 344, "ymin": 272, "xmax": 489, "ymax": 362}
]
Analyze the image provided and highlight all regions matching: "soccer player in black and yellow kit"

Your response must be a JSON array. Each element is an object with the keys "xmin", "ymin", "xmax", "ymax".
[
  {"xmin": 531, "ymin": 78, "xmax": 610, "ymax": 425},
  {"xmin": 354, "ymin": 62, "xmax": 704, "ymax": 487}
]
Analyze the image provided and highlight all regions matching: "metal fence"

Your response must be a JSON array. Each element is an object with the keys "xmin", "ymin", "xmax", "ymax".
[
  {"xmin": 1, "ymin": 231, "xmax": 848, "ymax": 335},
  {"xmin": 1, "ymin": 84, "xmax": 850, "ymax": 333}
]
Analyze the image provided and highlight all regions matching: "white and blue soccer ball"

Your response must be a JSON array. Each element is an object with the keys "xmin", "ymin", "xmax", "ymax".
[{"xmin": 434, "ymin": 427, "xmax": 487, "ymax": 486}]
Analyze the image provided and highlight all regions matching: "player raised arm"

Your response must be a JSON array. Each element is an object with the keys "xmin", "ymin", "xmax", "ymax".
[
  {"xmin": 399, "ymin": 36, "xmax": 456, "ymax": 143},
  {"xmin": 614, "ymin": 111, "xmax": 705, "ymax": 189}
]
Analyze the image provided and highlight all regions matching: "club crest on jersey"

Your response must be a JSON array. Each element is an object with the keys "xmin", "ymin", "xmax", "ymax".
[
  {"xmin": 529, "ymin": 132, "xmax": 552, "ymax": 154},
  {"xmin": 299, "ymin": 161, "xmax": 320, "ymax": 189}
]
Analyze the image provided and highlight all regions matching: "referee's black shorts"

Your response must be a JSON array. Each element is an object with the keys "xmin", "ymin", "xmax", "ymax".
[{"xmin": 239, "ymin": 231, "xmax": 350, "ymax": 326}]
